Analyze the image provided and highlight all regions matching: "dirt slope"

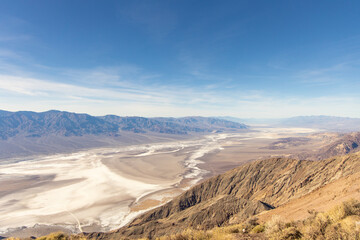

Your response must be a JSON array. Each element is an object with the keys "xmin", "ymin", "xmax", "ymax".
[{"xmin": 257, "ymin": 170, "xmax": 360, "ymax": 223}]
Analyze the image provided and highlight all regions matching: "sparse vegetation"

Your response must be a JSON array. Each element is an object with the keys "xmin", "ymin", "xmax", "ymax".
[
  {"xmin": 265, "ymin": 216, "xmax": 301, "ymax": 240},
  {"xmin": 152, "ymin": 219, "xmax": 263, "ymax": 239},
  {"xmin": 251, "ymin": 224, "xmax": 265, "ymax": 233},
  {"xmin": 35, "ymin": 232, "xmax": 87, "ymax": 240},
  {"xmin": 265, "ymin": 199, "xmax": 360, "ymax": 240},
  {"xmin": 301, "ymin": 199, "xmax": 360, "ymax": 239},
  {"xmin": 150, "ymin": 200, "xmax": 360, "ymax": 240},
  {"xmin": 6, "ymin": 200, "xmax": 360, "ymax": 240}
]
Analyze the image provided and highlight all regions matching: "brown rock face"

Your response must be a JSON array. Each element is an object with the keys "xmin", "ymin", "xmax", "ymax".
[
  {"xmin": 87, "ymin": 153, "xmax": 360, "ymax": 239},
  {"xmin": 315, "ymin": 132, "xmax": 360, "ymax": 160}
]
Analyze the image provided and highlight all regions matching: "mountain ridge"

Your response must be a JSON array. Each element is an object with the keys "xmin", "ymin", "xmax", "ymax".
[
  {"xmin": 0, "ymin": 110, "xmax": 248, "ymax": 140},
  {"xmin": 217, "ymin": 115, "xmax": 360, "ymax": 131},
  {"xmin": 87, "ymin": 152, "xmax": 360, "ymax": 239},
  {"xmin": 0, "ymin": 110, "xmax": 248, "ymax": 159},
  {"xmin": 0, "ymin": 110, "xmax": 119, "ymax": 140}
]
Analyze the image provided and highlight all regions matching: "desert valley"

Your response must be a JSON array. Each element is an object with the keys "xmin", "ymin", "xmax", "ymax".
[
  {"xmin": 1, "ymin": 111, "xmax": 360, "ymax": 239},
  {"xmin": 1, "ymin": 1, "xmax": 360, "ymax": 239}
]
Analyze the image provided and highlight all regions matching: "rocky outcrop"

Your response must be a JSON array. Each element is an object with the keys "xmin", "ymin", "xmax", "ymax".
[{"xmin": 315, "ymin": 132, "xmax": 360, "ymax": 159}]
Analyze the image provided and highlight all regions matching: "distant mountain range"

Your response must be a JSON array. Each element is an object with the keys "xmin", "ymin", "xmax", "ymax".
[
  {"xmin": 0, "ymin": 110, "xmax": 248, "ymax": 158},
  {"xmin": 218, "ymin": 115, "xmax": 360, "ymax": 131},
  {"xmin": 100, "ymin": 115, "xmax": 247, "ymax": 135},
  {"xmin": 0, "ymin": 110, "xmax": 119, "ymax": 140},
  {"xmin": 0, "ymin": 110, "xmax": 248, "ymax": 140},
  {"xmin": 279, "ymin": 115, "xmax": 360, "ymax": 131}
]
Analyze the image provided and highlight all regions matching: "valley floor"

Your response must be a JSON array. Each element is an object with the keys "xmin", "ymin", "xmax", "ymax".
[{"xmin": 1, "ymin": 127, "xmax": 338, "ymax": 239}]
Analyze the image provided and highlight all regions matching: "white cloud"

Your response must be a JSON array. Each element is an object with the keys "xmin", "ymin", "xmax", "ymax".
[
  {"xmin": 0, "ymin": 75, "xmax": 170, "ymax": 103},
  {"xmin": 1, "ymin": 73, "xmax": 360, "ymax": 118},
  {"xmin": 1, "ymin": 72, "xmax": 359, "ymax": 118},
  {"xmin": 0, "ymin": 45, "xmax": 359, "ymax": 118},
  {"xmin": 0, "ymin": 73, "xmax": 255, "ymax": 117}
]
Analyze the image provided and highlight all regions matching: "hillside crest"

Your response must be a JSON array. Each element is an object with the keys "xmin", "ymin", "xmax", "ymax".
[{"xmin": 87, "ymin": 152, "xmax": 360, "ymax": 239}]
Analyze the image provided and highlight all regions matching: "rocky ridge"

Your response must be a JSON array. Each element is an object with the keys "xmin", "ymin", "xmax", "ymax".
[{"xmin": 87, "ymin": 152, "xmax": 360, "ymax": 239}]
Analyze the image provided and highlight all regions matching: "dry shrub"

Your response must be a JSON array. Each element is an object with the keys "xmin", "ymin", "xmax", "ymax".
[
  {"xmin": 301, "ymin": 199, "xmax": 360, "ymax": 240},
  {"xmin": 327, "ymin": 215, "xmax": 360, "ymax": 240},
  {"xmin": 324, "ymin": 222, "xmax": 359, "ymax": 240},
  {"xmin": 156, "ymin": 226, "xmax": 237, "ymax": 240},
  {"xmin": 327, "ymin": 203, "xmax": 351, "ymax": 223},
  {"xmin": 250, "ymin": 224, "xmax": 265, "ymax": 233},
  {"xmin": 209, "ymin": 229, "xmax": 236, "ymax": 240},
  {"xmin": 265, "ymin": 215, "xmax": 285, "ymax": 235},
  {"xmin": 35, "ymin": 232, "xmax": 87, "ymax": 240},
  {"xmin": 213, "ymin": 223, "xmax": 243, "ymax": 234},
  {"xmin": 280, "ymin": 227, "xmax": 301, "ymax": 240},
  {"xmin": 266, "ymin": 216, "xmax": 301, "ymax": 240},
  {"xmin": 156, "ymin": 228, "xmax": 212, "ymax": 240},
  {"xmin": 339, "ymin": 215, "xmax": 360, "ymax": 233},
  {"xmin": 37, "ymin": 232, "xmax": 68, "ymax": 240},
  {"xmin": 327, "ymin": 199, "xmax": 360, "ymax": 223},
  {"xmin": 303, "ymin": 213, "xmax": 330, "ymax": 239}
]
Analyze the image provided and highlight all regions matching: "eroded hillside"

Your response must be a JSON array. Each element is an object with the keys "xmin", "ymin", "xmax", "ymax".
[{"xmin": 86, "ymin": 152, "xmax": 360, "ymax": 239}]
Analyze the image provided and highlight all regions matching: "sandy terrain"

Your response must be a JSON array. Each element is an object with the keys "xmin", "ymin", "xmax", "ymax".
[
  {"xmin": 0, "ymin": 127, "xmax": 335, "ymax": 238},
  {"xmin": 199, "ymin": 127, "xmax": 328, "ymax": 175}
]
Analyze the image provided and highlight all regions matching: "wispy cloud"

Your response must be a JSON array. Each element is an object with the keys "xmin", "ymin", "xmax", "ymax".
[
  {"xmin": 0, "ymin": 74, "xmax": 170, "ymax": 103},
  {"xmin": 0, "ymin": 34, "xmax": 32, "ymax": 42},
  {"xmin": 0, "ymin": 40, "xmax": 359, "ymax": 117},
  {"xmin": 59, "ymin": 65, "xmax": 161, "ymax": 88},
  {"xmin": 1, "ymin": 71, "xmax": 360, "ymax": 118},
  {"xmin": 299, "ymin": 77, "xmax": 340, "ymax": 86},
  {"xmin": 0, "ymin": 68, "xmax": 269, "ymax": 117},
  {"xmin": 295, "ymin": 61, "xmax": 360, "ymax": 86}
]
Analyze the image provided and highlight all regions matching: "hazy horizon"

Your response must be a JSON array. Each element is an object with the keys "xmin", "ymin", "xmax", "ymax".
[
  {"xmin": 1, "ymin": 108, "xmax": 360, "ymax": 120},
  {"xmin": 1, "ymin": 1, "xmax": 360, "ymax": 118}
]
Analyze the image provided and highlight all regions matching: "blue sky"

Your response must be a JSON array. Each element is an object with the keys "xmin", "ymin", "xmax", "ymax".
[{"xmin": 0, "ymin": 0, "xmax": 360, "ymax": 118}]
